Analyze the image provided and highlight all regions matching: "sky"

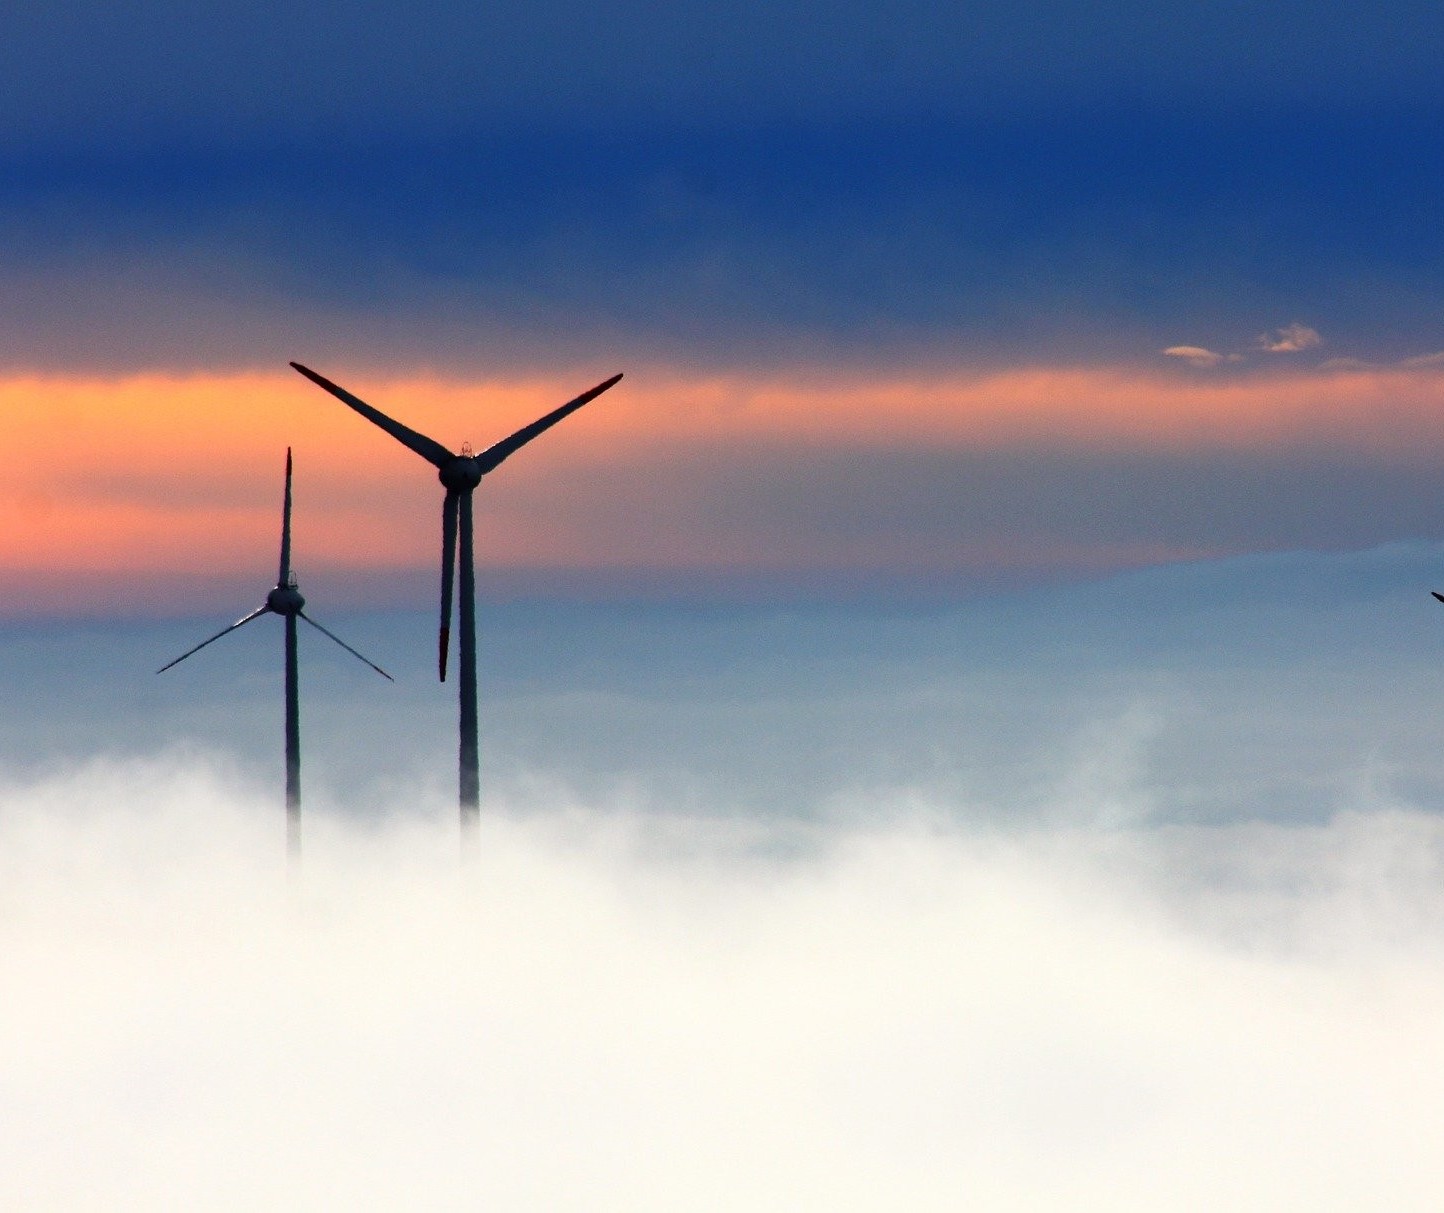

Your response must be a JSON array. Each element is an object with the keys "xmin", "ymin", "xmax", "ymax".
[
  {"xmin": 5, "ymin": 0, "xmax": 1444, "ymax": 609},
  {"xmin": 8, "ymin": 1, "xmax": 1444, "ymax": 1205}
]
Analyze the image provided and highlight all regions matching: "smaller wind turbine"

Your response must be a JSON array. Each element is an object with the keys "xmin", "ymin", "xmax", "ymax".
[{"xmin": 158, "ymin": 449, "xmax": 392, "ymax": 860}]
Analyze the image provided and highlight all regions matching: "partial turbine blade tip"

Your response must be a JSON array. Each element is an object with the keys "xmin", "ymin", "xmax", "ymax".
[
  {"xmin": 438, "ymin": 491, "xmax": 458, "ymax": 682},
  {"xmin": 155, "ymin": 605, "xmax": 271, "ymax": 673},
  {"xmin": 474, "ymin": 371, "xmax": 627, "ymax": 474},
  {"xmin": 297, "ymin": 611, "xmax": 395, "ymax": 680},
  {"xmin": 1433, "ymin": 592, "xmax": 1444, "ymax": 604},
  {"xmin": 290, "ymin": 361, "xmax": 454, "ymax": 467}
]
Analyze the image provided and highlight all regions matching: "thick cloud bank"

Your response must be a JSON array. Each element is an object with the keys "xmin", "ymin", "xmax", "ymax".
[
  {"xmin": 3, "ymin": 756, "xmax": 1444, "ymax": 1209},
  {"xmin": 5, "ymin": 547, "xmax": 1444, "ymax": 1205}
]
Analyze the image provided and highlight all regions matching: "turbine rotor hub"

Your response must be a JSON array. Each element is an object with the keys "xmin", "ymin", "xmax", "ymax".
[
  {"xmin": 267, "ymin": 585, "xmax": 305, "ymax": 615},
  {"xmin": 439, "ymin": 456, "xmax": 482, "ymax": 491}
]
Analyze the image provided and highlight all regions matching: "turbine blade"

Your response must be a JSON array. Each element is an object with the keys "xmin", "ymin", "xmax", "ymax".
[
  {"xmin": 440, "ymin": 489, "xmax": 459, "ymax": 682},
  {"xmin": 290, "ymin": 362, "xmax": 454, "ymax": 468},
  {"xmin": 298, "ymin": 612, "xmax": 394, "ymax": 681},
  {"xmin": 279, "ymin": 447, "xmax": 293, "ymax": 586},
  {"xmin": 156, "ymin": 606, "xmax": 270, "ymax": 673},
  {"xmin": 1433, "ymin": 592, "xmax": 1444, "ymax": 604},
  {"xmin": 475, "ymin": 373, "xmax": 623, "ymax": 473}
]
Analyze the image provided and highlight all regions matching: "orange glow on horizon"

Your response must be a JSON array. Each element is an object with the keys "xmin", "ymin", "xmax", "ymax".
[
  {"xmin": 2, "ymin": 360, "xmax": 1441, "ymax": 605},
  {"xmin": 10, "ymin": 359, "xmax": 1444, "ymax": 461}
]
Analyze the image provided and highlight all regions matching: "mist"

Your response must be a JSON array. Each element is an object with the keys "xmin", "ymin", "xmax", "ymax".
[
  {"xmin": 4, "ymin": 762, "xmax": 1444, "ymax": 1208},
  {"xmin": 5, "ymin": 545, "xmax": 1444, "ymax": 1206}
]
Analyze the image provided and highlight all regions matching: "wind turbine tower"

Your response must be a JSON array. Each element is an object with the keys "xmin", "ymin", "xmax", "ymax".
[
  {"xmin": 289, "ymin": 363, "xmax": 623, "ymax": 846},
  {"xmin": 158, "ymin": 449, "xmax": 393, "ymax": 859}
]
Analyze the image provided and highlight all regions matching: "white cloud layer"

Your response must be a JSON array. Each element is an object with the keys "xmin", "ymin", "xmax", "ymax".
[
  {"xmin": 4, "ymin": 546, "xmax": 1444, "ymax": 1206},
  {"xmin": 3, "ymin": 755, "xmax": 1444, "ymax": 1209}
]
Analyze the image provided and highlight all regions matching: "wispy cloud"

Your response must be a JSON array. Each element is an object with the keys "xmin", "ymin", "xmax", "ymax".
[
  {"xmin": 1184, "ymin": 325, "xmax": 1444, "ymax": 380},
  {"xmin": 1161, "ymin": 345, "xmax": 1240, "ymax": 368},
  {"xmin": 1256, "ymin": 323, "xmax": 1323, "ymax": 354},
  {"xmin": 1163, "ymin": 323, "xmax": 1324, "ymax": 368},
  {"xmin": 1320, "ymin": 350, "xmax": 1444, "ymax": 372}
]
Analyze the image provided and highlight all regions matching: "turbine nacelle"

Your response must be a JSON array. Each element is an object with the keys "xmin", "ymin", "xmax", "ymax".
[
  {"xmin": 438, "ymin": 456, "xmax": 483, "ymax": 492},
  {"xmin": 266, "ymin": 584, "xmax": 305, "ymax": 615}
]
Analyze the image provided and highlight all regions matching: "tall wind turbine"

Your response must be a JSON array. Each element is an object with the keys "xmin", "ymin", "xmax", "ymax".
[
  {"xmin": 158, "ymin": 449, "xmax": 392, "ymax": 859},
  {"xmin": 289, "ymin": 362, "xmax": 623, "ymax": 843}
]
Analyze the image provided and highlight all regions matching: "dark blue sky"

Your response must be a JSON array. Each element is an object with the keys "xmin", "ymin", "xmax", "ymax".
[
  {"xmin": 8, "ymin": 0, "xmax": 1444, "ymax": 142},
  {"xmin": 4, "ymin": 2, "xmax": 1444, "ymax": 370}
]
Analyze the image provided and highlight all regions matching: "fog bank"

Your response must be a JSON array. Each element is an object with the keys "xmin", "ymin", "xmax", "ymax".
[{"xmin": 2, "ymin": 759, "xmax": 1443, "ymax": 1209}]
